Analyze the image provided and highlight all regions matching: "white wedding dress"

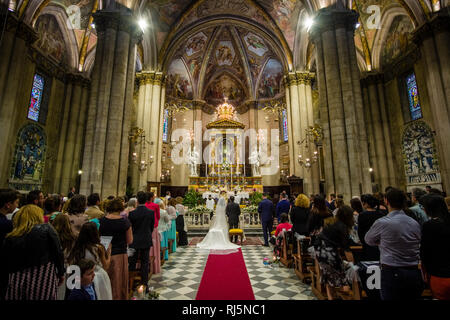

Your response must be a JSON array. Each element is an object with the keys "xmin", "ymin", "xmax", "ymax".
[{"xmin": 197, "ymin": 198, "xmax": 240, "ymax": 251}]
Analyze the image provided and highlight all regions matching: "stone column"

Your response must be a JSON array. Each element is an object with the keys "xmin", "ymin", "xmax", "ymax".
[
  {"xmin": 413, "ymin": 10, "xmax": 450, "ymax": 191},
  {"xmin": 310, "ymin": 7, "xmax": 372, "ymax": 200},
  {"xmin": 80, "ymin": 6, "xmax": 142, "ymax": 197},
  {"xmin": 361, "ymin": 74, "xmax": 397, "ymax": 191},
  {"xmin": 0, "ymin": 12, "xmax": 38, "ymax": 186}
]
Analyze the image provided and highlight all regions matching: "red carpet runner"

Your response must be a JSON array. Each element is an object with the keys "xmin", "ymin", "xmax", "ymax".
[{"xmin": 196, "ymin": 248, "xmax": 255, "ymax": 300}]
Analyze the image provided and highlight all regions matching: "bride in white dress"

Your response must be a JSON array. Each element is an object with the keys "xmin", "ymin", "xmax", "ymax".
[{"xmin": 197, "ymin": 197, "xmax": 240, "ymax": 251}]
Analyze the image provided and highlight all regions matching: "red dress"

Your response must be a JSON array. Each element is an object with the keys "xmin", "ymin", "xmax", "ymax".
[{"xmin": 275, "ymin": 222, "xmax": 293, "ymax": 236}]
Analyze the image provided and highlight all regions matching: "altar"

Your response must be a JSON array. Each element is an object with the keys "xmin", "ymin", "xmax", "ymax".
[{"xmin": 187, "ymin": 99, "xmax": 263, "ymax": 193}]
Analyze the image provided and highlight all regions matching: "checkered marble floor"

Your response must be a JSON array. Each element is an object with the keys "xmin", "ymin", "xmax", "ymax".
[{"xmin": 148, "ymin": 238, "xmax": 315, "ymax": 300}]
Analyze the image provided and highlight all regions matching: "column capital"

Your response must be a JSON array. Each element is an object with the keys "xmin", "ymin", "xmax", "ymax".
[
  {"xmin": 360, "ymin": 72, "xmax": 384, "ymax": 87},
  {"xmin": 136, "ymin": 71, "xmax": 155, "ymax": 85},
  {"xmin": 284, "ymin": 73, "xmax": 298, "ymax": 87},
  {"xmin": 413, "ymin": 11, "xmax": 450, "ymax": 45},
  {"xmin": 309, "ymin": 8, "xmax": 359, "ymax": 41},
  {"xmin": 153, "ymin": 72, "xmax": 166, "ymax": 86},
  {"xmin": 296, "ymin": 72, "xmax": 316, "ymax": 85}
]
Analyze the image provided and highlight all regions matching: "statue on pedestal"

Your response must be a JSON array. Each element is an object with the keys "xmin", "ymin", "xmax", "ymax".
[
  {"xmin": 249, "ymin": 147, "xmax": 261, "ymax": 176},
  {"xmin": 187, "ymin": 147, "xmax": 199, "ymax": 176}
]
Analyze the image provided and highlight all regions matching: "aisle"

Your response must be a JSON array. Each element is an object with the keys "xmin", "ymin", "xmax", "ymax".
[
  {"xmin": 149, "ymin": 242, "xmax": 315, "ymax": 300},
  {"xmin": 196, "ymin": 248, "xmax": 255, "ymax": 300}
]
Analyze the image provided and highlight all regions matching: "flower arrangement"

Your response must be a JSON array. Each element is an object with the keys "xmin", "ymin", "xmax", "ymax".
[
  {"xmin": 242, "ymin": 205, "xmax": 258, "ymax": 214},
  {"xmin": 189, "ymin": 205, "xmax": 210, "ymax": 214},
  {"xmin": 262, "ymin": 256, "xmax": 280, "ymax": 268}
]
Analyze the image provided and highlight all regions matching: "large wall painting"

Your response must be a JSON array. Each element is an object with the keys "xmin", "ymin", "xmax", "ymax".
[
  {"xmin": 215, "ymin": 41, "xmax": 235, "ymax": 66},
  {"xmin": 52, "ymin": 0, "xmax": 95, "ymax": 29},
  {"xmin": 381, "ymin": 15, "xmax": 414, "ymax": 67},
  {"xmin": 166, "ymin": 58, "xmax": 193, "ymax": 99},
  {"xmin": 258, "ymin": 59, "xmax": 283, "ymax": 99},
  {"xmin": 9, "ymin": 124, "xmax": 46, "ymax": 191},
  {"xmin": 186, "ymin": 32, "xmax": 208, "ymax": 57},
  {"xmin": 205, "ymin": 74, "xmax": 245, "ymax": 106},
  {"xmin": 244, "ymin": 33, "xmax": 268, "ymax": 57},
  {"xmin": 402, "ymin": 121, "xmax": 441, "ymax": 189},
  {"xmin": 35, "ymin": 14, "xmax": 67, "ymax": 62}
]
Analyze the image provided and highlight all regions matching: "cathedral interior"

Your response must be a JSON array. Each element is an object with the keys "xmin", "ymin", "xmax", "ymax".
[{"xmin": 0, "ymin": 0, "xmax": 449, "ymax": 200}]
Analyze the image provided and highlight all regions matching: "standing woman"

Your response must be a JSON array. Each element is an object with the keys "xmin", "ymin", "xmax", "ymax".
[
  {"xmin": 1, "ymin": 205, "xmax": 65, "ymax": 300},
  {"xmin": 175, "ymin": 197, "xmax": 188, "ymax": 246},
  {"xmin": 51, "ymin": 214, "xmax": 77, "ymax": 300},
  {"xmin": 67, "ymin": 195, "xmax": 89, "ymax": 237},
  {"xmin": 68, "ymin": 222, "xmax": 112, "ymax": 300},
  {"xmin": 350, "ymin": 197, "xmax": 364, "ymax": 244},
  {"xmin": 99, "ymin": 198, "xmax": 133, "ymax": 300},
  {"xmin": 147, "ymin": 192, "xmax": 161, "ymax": 275},
  {"xmin": 290, "ymin": 194, "xmax": 310, "ymax": 236},
  {"xmin": 167, "ymin": 198, "xmax": 178, "ymax": 253},
  {"xmin": 420, "ymin": 194, "xmax": 450, "ymax": 300},
  {"xmin": 307, "ymin": 196, "xmax": 334, "ymax": 243},
  {"xmin": 156, "ymin": 198, "xmax": 170, "ymax": 261}
]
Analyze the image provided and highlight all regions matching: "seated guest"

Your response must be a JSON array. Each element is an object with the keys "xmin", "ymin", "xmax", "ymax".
[
  {"xmin": 51, "ymin": 213, "xmax": 77, "ymax": 300},
  {"xmin": 68, "ymin": 222, "xmax": 112, "ymax": 300},
  {"xmin": 307, "ymin": 195, "xmax": 334, "ymax": 242},
  {"xmin": 44, "ymin": 195, "xmax": 62, "ymax": 223},
  {"xmin": 358, "ymin": 194, "xmax": 385, "ymax": 261},
  {"xmin": 68, "ymin": 259, "xmax": 97, "ymax": 301},
  {"xmin": 99, "ymin": 198, "xmax": 132, "ymax": 300},
  {"xmin": 85, "ymin": 193, "xmax": 104, "ymax": 220},
  {"xmin": 365, "ymin": 188, "xmax": 423, "ymax": 300},
  {"xmin": 175, "ymin": 197, "xmax": 188, "ymax": 246},
  {"xmin": 275, "ymin": 213, "xmax": 292, "ymax": 237},
  {"xmin": 128, "ymin": 192, "xmax": 154, "ymax": 290},
  {"xmin": 0, "ymin": 189, "xmax": 19, "ymax": 245},
  {"xmin": 420, "ymin": 194, "xmax": 450, "ymax": 300},
  {"xmin": 409, "ymin": 188, "xmax": 429, "ymax": 226},
  {"xmin": 289, "ymin": 194, "xmax": 310, "ymax": 236},
  {"xmin": 313, "ymin": 205, "xmax": 355, "ymax": 300},
  {"xmin": 67, "ymin": 195, "xmax": 89, "ymax": 237},
  {"xmin": 1, "ymin": 205, "xmax": 65, "ymax": 300}
]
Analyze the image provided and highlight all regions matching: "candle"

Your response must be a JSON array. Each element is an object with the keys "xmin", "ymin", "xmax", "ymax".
[{"xmin": 137, "ymin": 285, "xmax": 144, "ymax": 299}]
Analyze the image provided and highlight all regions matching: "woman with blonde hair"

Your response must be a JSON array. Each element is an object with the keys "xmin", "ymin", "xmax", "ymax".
[
  {"xmin": 290, "ymin": 194, "xmax": 310, "ymax": 236},
  {"xmin": 99, "ymin": 198, "xmax": 132, "ymax": 300},
  {"xmin": 155, "ymin": 198, "xmax": 170, "ymax": 261},
  {"xmin": 1, "ymin": 205, "xmax": 65, "ymax": 300}
]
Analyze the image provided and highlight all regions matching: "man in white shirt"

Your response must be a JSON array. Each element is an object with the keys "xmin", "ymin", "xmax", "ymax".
[{"xmin": 206, "ymin": 195, "xmax": 215, "ymax": 220}]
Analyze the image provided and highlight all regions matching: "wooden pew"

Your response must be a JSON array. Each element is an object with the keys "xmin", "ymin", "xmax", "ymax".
[
  {"xmin": 279, "ymin": 231, "xmax": 294, "ymax": 268},
  {"xmin": 293, "ymin": 237, "xmax": 313, "ymax": 283},
  {"xmin": 308, "ymin": 256, "xmax": 327, "ymax": 300},
  {"xmin": 335, "ymin": 247, "xmax": 363, "ymax": 300}
]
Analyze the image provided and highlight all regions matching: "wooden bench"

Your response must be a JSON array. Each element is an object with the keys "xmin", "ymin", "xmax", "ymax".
[
  {"xmin": 279, "ymin": 231, "xmax": 294, "ymax": 268},
  {"xmin": 293, "ymin": 237, "xmax": 313, "ymax": 283},
  {"xmin": 308, "ymin": 256, "xmax": 327, "ymax": 300},
  {"xmin": 335, "ymin": 248, "xmax": 363, "ymax": 300}
]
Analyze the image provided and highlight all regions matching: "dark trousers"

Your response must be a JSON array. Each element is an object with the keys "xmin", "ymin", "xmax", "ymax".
[
  {"xmin": 128, "ymin": 247, "xmax": 151, "ymax": 287},
  {"xmin": 380, "ymin": 267, "xmax": 424, "ymax": 300},
  {"xmin": 262, "ymin": 220, "xmax": 273, "ymax": 245},
  {"xmin": 229, "ymin": 222, "xmax": 239, "ymax": 242}
]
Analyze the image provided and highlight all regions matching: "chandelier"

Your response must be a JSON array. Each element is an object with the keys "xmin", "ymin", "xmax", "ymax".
[
  {"xmin": 297, "ymin": 125, "xmax": 322, "ymax": 169},
  {"xmin": 129, "ymin": 127, "xmax": 154, "ymax": 172}
]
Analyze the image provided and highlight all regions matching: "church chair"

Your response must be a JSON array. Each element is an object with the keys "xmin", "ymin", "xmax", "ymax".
[
  {"xmin": 293, "ymin": 237, "xmax": 313, "ymax": 283},
  {"xmin": 335, "ymin": 249, "xmax": 362, "ymax": 300}
]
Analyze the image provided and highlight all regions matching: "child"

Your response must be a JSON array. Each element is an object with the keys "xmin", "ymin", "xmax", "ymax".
[{"xmin": 68, "ymin": 259, "xmax": 97, "ymax": 300}]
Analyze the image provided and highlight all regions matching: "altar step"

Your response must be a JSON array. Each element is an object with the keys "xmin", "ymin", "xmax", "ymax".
[{"xmin": 188, "ymin": 228, "xmax": 263, "ymax": 238}]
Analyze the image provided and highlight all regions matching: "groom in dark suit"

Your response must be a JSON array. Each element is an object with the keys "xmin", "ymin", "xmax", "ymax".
[
  {"xmin": 128, "ymin": 191, "xmax": 155, "ymax": 288},
  {"xmin": 226, "ymin": 196, "xmax": 241, "ymax": 243}
]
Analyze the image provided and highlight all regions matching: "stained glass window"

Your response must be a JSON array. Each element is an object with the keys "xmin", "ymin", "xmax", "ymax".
[
  {"xmin": 162, "ymin": 109, "xmax": 169, "ymax": 142},
  {"xmin": 27, "ymin": 74, "xmax": 45, "ymax": 122},
  {"xmin": 406, "ymin": 72, "xmax": 422, "ymax": 121},
  {"xmin": 282, "ymin": 109, "xmax": 288, "ymax": 142}
]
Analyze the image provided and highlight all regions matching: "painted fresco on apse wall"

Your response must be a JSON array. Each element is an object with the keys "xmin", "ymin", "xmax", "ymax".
[
  {"xmin": 381, "ymin": 15, "xmax": 414, "ymax": 67},
  {"xmin": 186, "ymin": 32, "xmax": 208, "ymax": 57},
  {"xmin": 166, "ymin": 58, "xmax": 193, "ymax": 99},
  {"xmin": 10, "ymin": 124, "xmax": 46, "ymax": 191},
  {"xmin": 244, "ymin": 33, "xmax": 268, "ymax": 57},
  {"xmin": 258, "ymin": 59, "xmax": 284, "ymax": 99},
  {"xmin": 205, "ymin": 74, "xmax": 246, "ymax": 106},
  {"xmin": 215, "ymin": 41, "xmax": 236, "ymax": 66},
  {"xmin": 51, "ymin": 0, "xmax": 95, "ymax": 29},
  {"xmin": 35, "ymin": 14, "xmax": 67, "ymax": 62}
]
